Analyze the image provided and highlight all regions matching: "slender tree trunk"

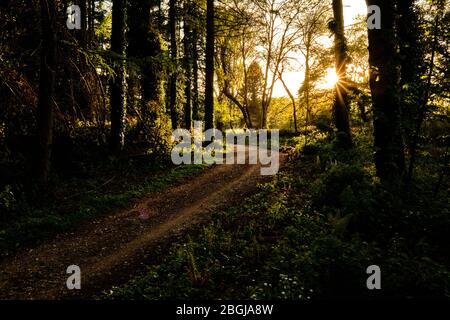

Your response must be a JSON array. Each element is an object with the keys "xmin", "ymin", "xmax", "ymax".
[
  {"xmin": 244, "ymin": 108, "xmax": 252, "ymax": 129},
  {"xmin": 366, "ymin": 0, "xmax": 405, "ymax": 184},
  {"xmin": 304, "ymin": 47, "xmax": 311, "ymax": 132},
  {"xmin": 279, "ymin": 72, "xmax": 298, "ymax": 133},
  {"xmin": 37, "ymin": 0, "xmax": 57, "ymax": 186},
  {"xmin": 169, "ymin": 0, "xmax": 179, "ymax": 129},
  {"xmin": 332, "ymin": 0, "xmax": 352, "ymax": 148},
  {"xmin": 192, "ymin": 27, "xmax": 200, "ymax": 121},
  {"xmin": 240, "ymin": 33, "xmax": 253, "ymax": 129},
  {"xmin": 74, "ymin": 0, "xmax": 89, "ymax": 121},
  {"xmin": 260, "ymin": 6, "xmax": 275, "ymax": 130},
  {"xmin": 110, "ymin": 0, "xmax": 128, "ymax": 154},
  {"xmin": 183, "ymin": 1, "xmax": 192, "ymax": 129},
  {"xmin": 261, "ymin": 103, "xmax": 267, "ymax": 129},
  {"xmin": 78, "ymin": 0, "xmax": 87, "ymax": 47},
  {"xmin": 204, "ymin": 0, "xmax": 215, "ymax": 130},
  {"xmin": 223, "ymin": 90, "xmax": 251, "ymax": 129},
  {"xmin": 89, "ymin": 0, "xmax": 95, "ymax": 46}
]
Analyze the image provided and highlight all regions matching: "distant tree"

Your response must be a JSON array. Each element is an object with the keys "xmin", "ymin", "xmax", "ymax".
[
  {"xmin": 37, "ymin": 0, "xmax": 57, "ymax": 185},
  {"xmin": 217, "ymin": 38, "xmax": 254, "ymax": 128},
  {"xmin": 128, "ymin": 0, "xmax": 165, "ymax": 124},
  {"xmin": 246, "ymin": 61, "xmax": 264, "ymax": 128},
  {"xmin": 295, "ymin": 0, "xmax": 331, "ymax": 135},
  {"xmin": 295, "ymin": 0, "xmax": 331, "ymax": 133},
  {"xmin": 254, "ymin": 0, "xmax": 300, "ymax": 129},
  {"xmin": 183, "ymin": 0, "xmax": 193, "ymax": 129},
  {"xmin": 214, "ymin": 0, "xmax": 258, "ymax": 128},
  {"xmin": 110, "ymin": 0, "xmax": 128, "ymax": 154},
  {"xmin": 205, "ymin": 0, "xmax": 215, "ymax": 130},
  {"xmin": 278, "ymin": 65, "xmax": 298, "ymax": 133},
  {"xmin": 192, "ymin": 24, "xmax": 201, "ymax": 122},
  {"xmin": 169, "ymin": 0, "xmax": 179, "ymax": 129},
  {"xmin": 215, "ymin": 15, "xmax": 258, "ymax": 128}
]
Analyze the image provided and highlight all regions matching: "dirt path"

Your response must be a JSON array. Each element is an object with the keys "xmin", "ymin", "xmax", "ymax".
[{"xmin": 0, "ymin": 150, "xmax": 286, "ymax": 300}]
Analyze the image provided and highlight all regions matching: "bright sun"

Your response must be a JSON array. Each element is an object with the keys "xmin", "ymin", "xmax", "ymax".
[{"xmin": 323, "ymin": 68, "xmax": 339, "ymax": 89}]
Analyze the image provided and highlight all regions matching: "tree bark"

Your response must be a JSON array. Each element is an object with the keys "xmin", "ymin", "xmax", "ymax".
[
  {"xmin": 169, "ymin": 0, "xmax": 179, "ymax": 129},
  {"xmin": 77, "ymin": 0, "xmax": 88, "ymax": 47},
  {"xmin": 279, "ymin": 72, "xmax": 298, "ymax": 133},
  {"xmin": 37, "ymin": 0, "xmax": 57, "ymax": 186},
  {"xmin": 204, "ymin": 0, "xmax": 215, "ymax": 130},
  {"xmin": 304, "ymin": 44, "xmax": 311, "ymax": 132},
  {"xmin": 223, "ymin": 90, "xmax": 251, "ymax": 129},
  {"xmin": 192, "ymin": 27, "xmax": 200, "ymax": 121},
  {"xmin": 110, "ymin": 0, "xmax": 128, "ymax": 154},
  {"xmin": 128, "ymin": 0, "xmax": 163, "ymax": 123},
  {"xmin": 89, "ymin": 0, "xmax": 95, "ymax": 45},
  {"xmin": 332, "ymin": 0, "xmax": 352, "ymax": 148},
  {"xmin": 183, "ymin": 0, "xmax": 192, "ymax": 129},
  {"xmin": 366, "ymin": 0, "xmax": 405, "ymax": 184}
]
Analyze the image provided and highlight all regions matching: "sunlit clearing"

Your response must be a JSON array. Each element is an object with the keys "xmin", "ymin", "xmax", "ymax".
[{"xmin": 322, "ymin": 68, "xmax": 339, "ymax": 89}]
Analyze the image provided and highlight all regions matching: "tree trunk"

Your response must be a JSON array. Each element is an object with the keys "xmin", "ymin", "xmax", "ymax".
[
  {"xmin": 183, "ymin": 1, "xmax": 192, "ymax": 129},
  {"xmin": 204, "ymin": 0, "xmax": 215, "ymax": 130},
  {"xmin": 241, "ymin": 37, "xmax": 253, "ymax": 129},
  {"xmin": 128, "ymin": 0, "xmax": 163, "ymax": 123},
  {"xmin": 366, "ymin": 0, "xmax": 405, "ymax": 184},
  {"xmin": 169, "ymin": 0, "xmax": 179, "ymax": 129},
  {"xmin": 78, "ymin": 0, "xmax": 88, "ymax": 47},
  {"xmin": 142, "ymin": 29, "xmax": 164, "ymax": 122},
  {"xmin": 304, "ymin": 46, "xmax": 311, "ymax": 132},
  {"xmin": 89, "ymin": 0, "xmax": 95, "ymax": 46},
  {"xmin": 223, "ymin": 90, "xmax": 251, "ymax": 128},
  {"xmin": 220, "ymin": 42, "xmax": 252, "ymax": 129},
  {"xmin": 73, "ymin": 0, "xmax": 89, "ymax": 121},
  {"xmin": 37, "ymin": 0, "xmax": 57, "ymax": 186},
  {"xmin": 260, "ymin": 103, "xmax": 267, "ymax": 129},
  {"xmin": 279, "ymin": 72, "xmax": 298, "ymax": 133},
  {"xmin": 110, "ymin": 0, "xmax": 128, "ymax": 154},
  {"xmin": 332, "ymin": 0, "xmax": 352, "ymax": 148},
  {"xmin": 192, "ymin": 27, "xmax": 200, "ymax": 121}
]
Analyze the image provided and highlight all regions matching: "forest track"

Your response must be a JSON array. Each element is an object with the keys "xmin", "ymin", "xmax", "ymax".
[{"xmin": 0, "ymin": 148, "xmax": 286, "ymax": 300}]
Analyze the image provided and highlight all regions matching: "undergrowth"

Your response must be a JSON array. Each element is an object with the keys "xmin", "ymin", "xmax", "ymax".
[
  {"xmin": 103, "ymin": 132, "xmax": 450, "ymax": 300},
  {"xmin": 0, "ymin": 162, "xmax": 208, "ymax": 258}
]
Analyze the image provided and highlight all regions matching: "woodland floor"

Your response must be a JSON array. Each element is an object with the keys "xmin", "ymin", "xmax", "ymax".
[{"xmin": 0, "ymin": 148, "xmax": 287, "ymax": 300}]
